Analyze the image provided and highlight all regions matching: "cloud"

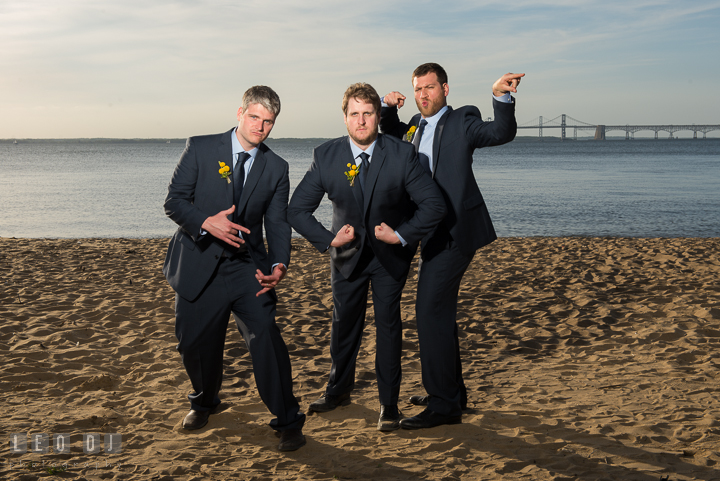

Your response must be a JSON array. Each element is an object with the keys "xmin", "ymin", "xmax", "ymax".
[{"xmin": 1, "ymin": 0, "xmax": 719, "ymax": 137}]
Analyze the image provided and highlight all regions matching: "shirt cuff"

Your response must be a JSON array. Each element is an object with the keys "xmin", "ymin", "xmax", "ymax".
[
  {"xmin": 395, "ymin": 230, "xmax": 408, "ymax": 247},
  {"xmin": 493, "ymin": 92, "xmax": 512, "ymax": 103}
]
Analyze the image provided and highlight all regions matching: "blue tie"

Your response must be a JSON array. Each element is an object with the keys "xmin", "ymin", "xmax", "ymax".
[{"xmin": 233, "ymin": 152, "xmax": 250, "ymax": 220}]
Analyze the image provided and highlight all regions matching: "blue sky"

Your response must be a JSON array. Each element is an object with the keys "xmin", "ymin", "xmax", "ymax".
[{"xmin": 2, "ymin": 0, "xmax": 719, "ymax": 138}]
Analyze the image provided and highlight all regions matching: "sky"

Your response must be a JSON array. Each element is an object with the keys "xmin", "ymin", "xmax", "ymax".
[{"xmin": 2, "ymin": 0, "xmax": 719, "ymax": 139}]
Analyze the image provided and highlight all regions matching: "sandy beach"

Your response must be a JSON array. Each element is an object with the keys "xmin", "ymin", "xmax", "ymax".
[{"xmin": 1, "ymin": 236, "xmax": 719, "ymax": 480}]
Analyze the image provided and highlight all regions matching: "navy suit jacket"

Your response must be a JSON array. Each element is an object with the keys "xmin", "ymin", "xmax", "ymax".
[
  {"xmin": 163, "ymin": 128, "xmax": 291, "ymax": 301},
  {"xmin": 288, "ymin": 134, "xmax": 445, "ymax": 281},
  {"xmin": 380, "ymin": 99, "xmax": 517, "ymax": 256}
]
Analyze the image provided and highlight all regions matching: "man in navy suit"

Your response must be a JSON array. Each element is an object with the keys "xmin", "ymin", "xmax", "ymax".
[
  {"xmin": 380, "ymin": 63, "xmax": 524, "ymax": 429},
  {"xmin": 163, "ymin": 86, "xmax": 306, "ymax": 451},
  {"xmin": 288, "ymin": 83, "xmax": 445, "ymax": 431}
]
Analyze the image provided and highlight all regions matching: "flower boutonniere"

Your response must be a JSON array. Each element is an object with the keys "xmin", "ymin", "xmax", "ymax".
[
  {"xmin": 405, "ymin": 125, "xmax": 417, "ymax": 142},
  {"xmin": 344, "ymin": 163, "xmax": 360, "ymax": 187},
  {"xmin": 218, "ymin": 161, "xmax": 231, "ymax": 183}
]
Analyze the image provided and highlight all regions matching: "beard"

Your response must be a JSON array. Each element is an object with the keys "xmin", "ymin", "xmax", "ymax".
[
  {"xmin": 347, "ymin": 127, "xmax": 378, "ymax": 147},
  {"xmin": 415, "ymin": 96, "xmax": 444, "ymax": 118}
]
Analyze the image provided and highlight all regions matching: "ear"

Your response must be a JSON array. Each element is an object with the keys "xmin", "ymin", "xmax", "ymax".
[
  {"xmin": 442, "ymin": 83, "xmax": 449, "ymax": 97},
  {"xmin": 236, "ymin": 107, "xmax": 244, "ymax": 122}
]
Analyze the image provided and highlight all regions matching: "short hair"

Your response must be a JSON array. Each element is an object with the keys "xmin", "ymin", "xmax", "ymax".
[
  {"xmin": 242, "ymin": 85, "xmax": 281, "ymax": 116},
  {"xmin": 412, "ymin": 63, "xmax": 448, "ymax": 85},
  {"xmin": 341, "ymin": 82, "xmax": 381, "ymax": 115}
]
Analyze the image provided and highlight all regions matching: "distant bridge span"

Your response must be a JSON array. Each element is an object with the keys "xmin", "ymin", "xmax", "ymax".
[{"xmin": 516, "ymin": 115, "xmax": 720, "ymax": 140}]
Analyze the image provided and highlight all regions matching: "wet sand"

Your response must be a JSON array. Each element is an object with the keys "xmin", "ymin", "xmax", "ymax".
[{"xmin": 1, "ymin": 236, "xmax": 719, "ymax": 480}]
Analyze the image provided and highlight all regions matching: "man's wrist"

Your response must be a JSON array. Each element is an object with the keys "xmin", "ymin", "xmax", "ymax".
[{"xmin": 492, "ymin": 91, "xmax": 512, "ymax": 103}]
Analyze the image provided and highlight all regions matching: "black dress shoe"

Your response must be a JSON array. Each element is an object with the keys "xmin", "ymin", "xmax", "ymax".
[
  {"xmin": 182, "ymin": 409, "xmax": 211, "ymax": 430},
  {"xmin": 277, "ymin": 428, "xmax": 306, "ymax": 451},
  {"xmin": 308, "ymin": 392, "xmax": 351, "ymax": 413},
  {"xmin": 399, "ymin": 408, "xmax": 462, "ymax": 430},
  {"xmin": 377, "ymin": 405, "xmax": 402, "ymax": 432},
  {"xmin": 409, "ymin": 394, "xmax": 468, "ymax": 410}
]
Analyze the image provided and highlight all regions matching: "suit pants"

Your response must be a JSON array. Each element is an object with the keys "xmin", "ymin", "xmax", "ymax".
[
  {"xmin": 327, "ymin": 246, "xmax": 406, "ymax": 405},
  {"xmin": 416, "ymin": 234, "xmax": 474, "ymax": 417},
  {"xmin": 174, "ymin": 253, "xmax": 305, "ymax": 431}
]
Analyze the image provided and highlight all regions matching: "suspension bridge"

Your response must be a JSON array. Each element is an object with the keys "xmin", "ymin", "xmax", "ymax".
[{"xmin": 516, "ymin": 115, "xmax": 720, "ymax": 140}]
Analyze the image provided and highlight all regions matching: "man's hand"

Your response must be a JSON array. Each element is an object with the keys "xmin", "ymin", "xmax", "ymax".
[
  {"xmin": 255, "ymin": 264, "xmax": 287, "ymax": 297},
  {"xmin": 383, "ymin": 92, "xmax": 406, "ymax": 109},
  {"xmin": 492, "ymin": 73, "xmax": 525, "ymax": 97},
  {"xmin": 201, "ymin": 205, "xmax": 250, "ymax": 248},
  {"xmin": 331, "ymin": 224, "xmax": 355, "ymax": 248},
  {"xmin": 375, "ymin": 222, "xmax": 400, "ymax": 245}
]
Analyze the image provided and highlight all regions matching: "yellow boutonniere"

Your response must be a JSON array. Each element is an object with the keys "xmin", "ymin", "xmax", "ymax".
[
  {"xmin": 344, "ymin": 163, "xmax": 360, "ymax": 186},
  {"xmin": 218, "ymin": 161, "xmax": 231, "ymax": 183},
  {"xmin": 405, "ymin": 125, "xmax": 417, "ymax": 142}
]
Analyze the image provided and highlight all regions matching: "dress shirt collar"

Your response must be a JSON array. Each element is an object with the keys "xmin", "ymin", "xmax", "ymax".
[
  {"xmin": 421, "ymin": 105, "xmax": 449, "ymax": 126},
  {"xmin": 348, "ymin": 137, "xmax": 377, "ymax": 165}
]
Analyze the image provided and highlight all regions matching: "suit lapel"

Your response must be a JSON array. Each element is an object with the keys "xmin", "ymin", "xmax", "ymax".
[
  {"xmin": 237, "ymin": 147, "xmax": 266, "ymax": 213},
  {"xmin": 432, "ymin": 107, "xmax": 451, "ymax": 179},
  {"xmin": 409, "ymin": 115, "xmax": 421, "ymax": 143},
  {"xmin": 363, "ymin": 135, "xmax": 385, "ymax": 213},
  {"xmin": 341, "ymin": 139, "xmax": 365, "ymax": 212},
  {"xmin": 218, "ymin": 130, "xmax": 234, "ymax": 207}
]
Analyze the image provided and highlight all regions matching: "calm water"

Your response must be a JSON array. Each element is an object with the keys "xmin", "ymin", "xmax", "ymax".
[{"xmin": 1, "ymin": 138, "xmax": 719, "ymax": 238}]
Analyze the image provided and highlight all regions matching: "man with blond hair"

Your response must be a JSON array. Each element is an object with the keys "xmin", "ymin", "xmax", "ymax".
[
  {"xmin": 164, "ymin": 85, "xmax": 306, "ymax": 451},
  {"xmin": 289, "ymin": 82, "xmax": 445, "ymax": 431}
]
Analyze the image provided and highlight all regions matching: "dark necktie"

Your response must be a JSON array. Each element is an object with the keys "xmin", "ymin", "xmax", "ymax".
[
  {"xmin": 358, "ymin": 152, "xmax": 370, "ymax": 193},
  {"xmin": 413, "ymin": 119, "xmax": 431, "ymax": 174},
  {"xmin": 233, "ymin": 152, "xmax": 251, "ymax": 219}
]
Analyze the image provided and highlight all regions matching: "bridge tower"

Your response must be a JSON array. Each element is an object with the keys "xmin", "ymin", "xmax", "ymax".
[
  {"xmin": 561, "ymin": 114, "xmax": 566, "ymax": 141},
  {"xmin": 594, "ymin": 125, "xmax": 606, "ymax": 140},
  {"xmin": 539, "ymin": 116, "xmax": 543, "ymax": 139}
]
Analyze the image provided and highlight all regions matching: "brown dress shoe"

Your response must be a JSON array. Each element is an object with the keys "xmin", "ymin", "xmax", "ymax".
[
  {"xmin": 182, "ymin": 409, "xmax": 211, "ymax": 430},
  {"xmin": 278, "ymin": 428, "xmax": 306, "ymax": 451}
]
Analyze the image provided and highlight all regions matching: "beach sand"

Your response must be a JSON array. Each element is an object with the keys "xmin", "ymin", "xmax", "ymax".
[{"xmin": 1, "ymin": 236, "xmax": 719, "ymax": 480}]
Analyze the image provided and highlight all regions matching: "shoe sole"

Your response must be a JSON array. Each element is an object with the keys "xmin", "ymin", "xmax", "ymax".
[{"xmin": 399, "ymin": 418, "xmax": 462, "ymax": 430}]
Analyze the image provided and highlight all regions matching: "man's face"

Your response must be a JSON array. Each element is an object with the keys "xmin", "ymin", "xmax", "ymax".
[
  {"xmin": 413, "ymin": 72, "xmax": 449, "ymax": 118},
  {"xmin": 236, "ymin": 103, "xmax": 276, "ymax": 150},
  {"xmin": 344, "ymin": 97, "xmax": 379, "ymax": 148}
]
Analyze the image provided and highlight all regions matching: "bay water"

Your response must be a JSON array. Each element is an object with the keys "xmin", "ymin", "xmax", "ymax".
[{"xmin": 1, "ymin": 138, "xmax": 718, "ymax": 239}]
